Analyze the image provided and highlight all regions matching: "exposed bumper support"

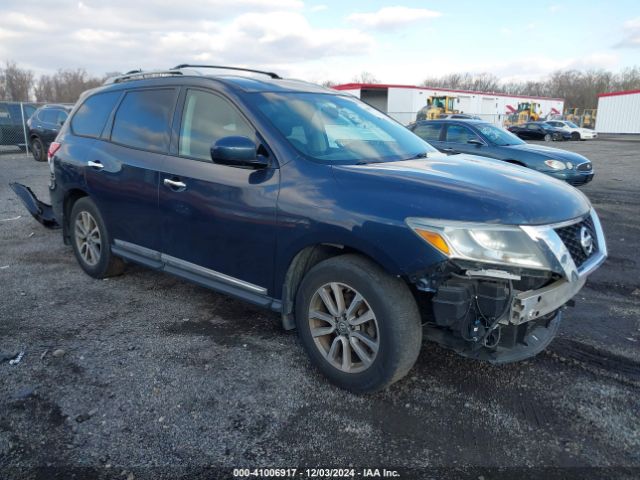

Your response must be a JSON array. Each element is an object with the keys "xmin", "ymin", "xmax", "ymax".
[
  {"xmin": 9, "ymin": 183, "xmax": 60, "ymax": 229},
  {"xmin": 510, "ymin": 276, "xmax": 585, "ymax": 325}
]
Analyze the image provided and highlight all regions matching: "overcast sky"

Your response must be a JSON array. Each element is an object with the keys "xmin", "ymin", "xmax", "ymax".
[{"xmin": 1, "ymin": 0, "xmax": 639, "ymax": 84}]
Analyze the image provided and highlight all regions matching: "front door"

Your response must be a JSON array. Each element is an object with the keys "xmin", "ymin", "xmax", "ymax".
[
  {"xmin": 442, "ymin": 124, "xmax": 485, "ymax": 154},
  {"xmin": 158, "ymin": 88, "xmax": 279, "ymax": 295}
]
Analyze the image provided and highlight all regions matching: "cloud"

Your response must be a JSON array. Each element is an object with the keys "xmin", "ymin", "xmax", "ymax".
[
  {"xmin": 0, "ymin": 3, "xmax": 374, "ymax": 76},
  {"xmin": 347, "ymin": 6, "xmax": 441, "ymax": 31},
  {"xmin": 309, "ymin": 4, "xmax": 328, "ymax": 12},
  {"xmin": 615, "ymin": 17, "xmax": 640, "ymax": 48},
  {"xmin": 548, "ymin": 4, "xmax": 562, "ymax": 13}
]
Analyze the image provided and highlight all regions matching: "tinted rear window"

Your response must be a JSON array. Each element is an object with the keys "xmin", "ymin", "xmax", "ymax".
[
  {"xmin": 41, "ymin": 109, "xmax": 58, "ymax": 123},
  {"xmin": 72, "ymin": 91, "xmax": 121, "ymax": 138},
  {"xmin": 111, "ymin": 89, "xmax": 176, "ymax": 153}
]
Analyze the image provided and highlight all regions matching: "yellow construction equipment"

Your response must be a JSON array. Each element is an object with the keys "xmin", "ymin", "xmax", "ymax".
[
  {"xmin": 564, "ymin": 108, "xmax": 580, "ymax": 124},
  {"xmin": 582, "ymin": 109, "xmax": 597, "ymax": 129},
  {"xmin": 517, "ymin": 102, "xmax": 541, "ymax": 123},
  {"xmin": 416, "ymin": 95, "xmax": 458, "ymax": 121}
]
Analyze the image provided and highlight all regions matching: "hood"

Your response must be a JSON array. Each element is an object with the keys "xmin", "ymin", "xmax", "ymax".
[
  {"xmin": 507, "ymin": 143, "xmax": 590, "ymax": 162},
  {"xmin": 332, "ymin": 154, "xmax": 590, "ymax": 226}
]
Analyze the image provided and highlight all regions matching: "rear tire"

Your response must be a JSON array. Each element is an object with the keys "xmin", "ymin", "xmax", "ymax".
[
  {"xmin": 31, "ymin": 137, "xmax": 46, "ymax": 162},
  {"xmin": 70, "ymin": 197, "xmax": 125, "ymax": 278},
  {"xmin": 295, "ymin": 254, "xmax": 422, "ymax": 393},
  {"xmin": 544, "ymin": 133, "xmax": 552, "ymax": 142}
]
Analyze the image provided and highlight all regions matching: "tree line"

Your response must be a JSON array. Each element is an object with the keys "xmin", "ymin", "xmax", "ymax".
[
  {"xmin": 0, "ymin": 61, "xmax": 118, "ymax": 104},
  {"xmin": 419, "ymin": 68, "xmax": 640, "ymax": 109},
  {"xmin": 2, "ymin": 59, "xmax": 639, "ymax": 108}
]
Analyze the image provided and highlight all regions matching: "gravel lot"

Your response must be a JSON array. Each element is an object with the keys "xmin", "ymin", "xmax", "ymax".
[{"xmin": 1, "ymin": 139, "xmax": 639, "ymax": 479}]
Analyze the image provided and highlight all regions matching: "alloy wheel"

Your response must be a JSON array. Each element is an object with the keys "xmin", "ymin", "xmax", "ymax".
[
  {"xmin": 308, "ymin": 282, "xmax": 380, "ymax": 373},
  {"xmin": 74, "ymin": 211, "xmax": 101, "ymax": 266}
]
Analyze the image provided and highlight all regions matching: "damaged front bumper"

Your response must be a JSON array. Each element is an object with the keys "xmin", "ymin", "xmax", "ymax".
[
  {"xmin": 9, "ymin": 183, "xmax": 60, "ymax": 229},
  {"xmin": 423, "ymin": 209, "xmax": 608, "ymax": 364}
]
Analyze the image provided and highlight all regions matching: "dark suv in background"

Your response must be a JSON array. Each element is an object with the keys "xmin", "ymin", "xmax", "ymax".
[
  {"xmin": 0, "ymin": 101, "xmax": 37, "ymax": 150},
  {"xmin": 12, "ymin": 65, "xmax": 607, "ymax": 393},
  {"xmin": 27, "ymin": 104, "xmax": 73, "ymax": 162}
]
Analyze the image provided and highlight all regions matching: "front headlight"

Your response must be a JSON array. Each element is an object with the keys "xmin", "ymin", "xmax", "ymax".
[
  {"xmin": 406, "ymin": 218, "xmax": 553, "ymax": 270},
  {"xmin": 544, "ymin": 159, "xmax": 567, "ymax": 170}
]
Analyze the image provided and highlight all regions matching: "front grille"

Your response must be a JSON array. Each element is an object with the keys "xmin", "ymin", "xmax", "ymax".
[
  {"xmin": 555, "ymin": 216, "xmax": 598, "ymax": 268},
  {"xmin": 577, "ymin": 163, "xmax": 592, "ymax": 171}
]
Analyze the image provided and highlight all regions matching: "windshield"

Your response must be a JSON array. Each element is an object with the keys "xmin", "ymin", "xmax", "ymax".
[
  {"xmin": 254, "ymin": 92, "xmax": 436, "ymax": 163},
  {"xmin": 477, "ymin": 124, "xmax": 525, "ymax": 146},
  {"xmin": 565, "ymin": 121, "xmax": 579, "ymax": 128}
]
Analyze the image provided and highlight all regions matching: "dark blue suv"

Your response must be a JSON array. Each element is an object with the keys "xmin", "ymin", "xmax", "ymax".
[{"xmin": 12, "ymin": 66, "xmax": 607, "ymax": 393}]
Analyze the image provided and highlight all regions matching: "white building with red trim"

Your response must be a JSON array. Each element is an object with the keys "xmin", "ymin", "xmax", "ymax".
[
  {"xmin": 333, "ymin": 83, "xmax": 564, "ymax": 126},
  {"xmin": 596, "ymin": 89, "xmax": 640, "ymax": 134}
]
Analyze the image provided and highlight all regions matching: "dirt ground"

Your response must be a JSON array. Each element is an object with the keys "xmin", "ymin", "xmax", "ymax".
[{"xmin": 0, "ymin": 139, "xmax": 639, "ymax": 480}]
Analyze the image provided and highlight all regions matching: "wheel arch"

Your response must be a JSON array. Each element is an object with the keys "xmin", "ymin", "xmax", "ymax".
[
  {"xmin": 62, "ymin": 188, "xmax": 89, "ymax": 244},
  {"xmin": 279, "ymin": 243, "xmax": 398, "ymax": 330}
]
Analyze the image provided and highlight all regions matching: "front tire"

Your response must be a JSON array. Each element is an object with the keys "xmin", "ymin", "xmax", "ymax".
[
  {"xmin": 31, "ymin": 137, "xmax": 46, "ymax": 162},
  {"xmin": 571, "ymin": 132, "xmax": 580, "ymax": 141},
  {"xmin": 70, "ymin": 197, "xmax": 125, "ymax": 278},
  {"xmin": 544, "ymin": 133, "xmax": 552, "ymax": 142},
  {"xmin": 295, "ymin": 254, "xmax": 422, "ymax": 393}
]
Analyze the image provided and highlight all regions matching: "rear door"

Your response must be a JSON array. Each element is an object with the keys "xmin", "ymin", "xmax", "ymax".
[
  {"xmin": 85, "ymin": 88, "xmax": 178, "ymax": 252},
  {"xmin": 158, "ymin": 88, "xmax": 279, "ymax": 294},
  {"xmin": 411, "ymin": 122, "xmax": 444, "ymax": 151}
]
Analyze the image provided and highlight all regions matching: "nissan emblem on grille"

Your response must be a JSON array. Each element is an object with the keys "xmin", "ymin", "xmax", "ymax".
[{"xmin": 580, "ymin": 225, "xmax": 594, "ymax": 256}]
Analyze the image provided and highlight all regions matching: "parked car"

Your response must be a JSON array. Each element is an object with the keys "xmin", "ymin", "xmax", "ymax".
[
  {"xmin": 27, "ymin": 104, "xmax": 73, "ymax": 162},
  {"xmin": 438, "ymin": 113, "xmax": 481, "ymax": 120},
  {"xmin": 0, "ymin": 101, "xmax": 37, "ymax": 150},
  {"xmin": 544, "ymin": 120, "xmax": 597, "ymax": 140},
  {"xmin": 507, "ymin": 122, "xmax": 571, "ymax": 141},
  {"xmin": 11, "ymin": 66, "xmax": 607, "ymax": 393},
  {"xmin": 409, "ymin": 119, "xmax": 594, "ymax": 186}
]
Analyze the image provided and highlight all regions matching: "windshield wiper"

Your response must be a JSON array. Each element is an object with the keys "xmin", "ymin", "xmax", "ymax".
[
  {"xmin": 404, "ymin": 152, "xmax": 428, "ymax": 160},
  {"xmin": 356, "ymin": 152, "xmax": 428, "ymax": 165},
  {"xmin": 356, "ymin": 160, "xmax": 385, "ymax": 165}
]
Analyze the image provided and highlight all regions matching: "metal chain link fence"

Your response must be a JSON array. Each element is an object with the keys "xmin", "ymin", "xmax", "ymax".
[{"xmin": 0, "ymin": 102, "xmax": 47, "ymax": 155}]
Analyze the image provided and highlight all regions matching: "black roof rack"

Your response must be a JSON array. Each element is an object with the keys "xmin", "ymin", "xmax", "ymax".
[
  {"xmin": 104, "ymin": 69, "xmax": 184, "ymax": 85},
  {"xmin": 171, "ymin": 64, "xmax": 282, "ymax": 80}
]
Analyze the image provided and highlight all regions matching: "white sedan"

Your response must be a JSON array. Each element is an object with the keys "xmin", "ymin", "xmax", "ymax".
[{"xmin": 545, "ymin": 120, "xmax": 597, "ymax": 140}]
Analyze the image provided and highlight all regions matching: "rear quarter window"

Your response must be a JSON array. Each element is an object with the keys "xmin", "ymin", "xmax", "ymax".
[
  {"xmin": 111, "ymin": 88, "xmax": 176, "ymax": 153},
  {"xmin": 71, "ymin": 91, "xmax": 121, "ymax": 138}
]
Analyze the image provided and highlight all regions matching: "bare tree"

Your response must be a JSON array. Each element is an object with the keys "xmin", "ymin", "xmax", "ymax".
[
  {"xmin": 320, "ymin": 80, "xmax": 338, "ymax": 88},
  {"xmin": 422, "ymin": 67, "xmax": 640, "ymax": 109},
  {"xmin": 0, "ymin": 61, "xmax": 34, "ymax": 101},
  {"xmin": 421, "ymin": 72, "xmax": 500, "ymax": 92},
  {"xmin": 352, "ymin": 71, "xmax": 380, "ymax": 84},
  {"xmin": 34, "ymin": 68, "xmax": 102, "ymax": 103}
]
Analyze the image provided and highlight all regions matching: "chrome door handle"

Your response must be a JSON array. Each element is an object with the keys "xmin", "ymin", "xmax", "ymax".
[
  {"xmin": 87, "ymin": 160, "xmax": 104, "ymax": 169},
  {"xmin": 163, "ymin": 178, "xmax": 186, "ymax": 189}
]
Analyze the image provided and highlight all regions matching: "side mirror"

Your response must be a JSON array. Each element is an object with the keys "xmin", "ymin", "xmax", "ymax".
[
  {"xmin": 210, "ymin": 136, "xmax": 268, "ymax": 168},
  {"xmin": 467, "ymin": 138, "xmax": 484, "ymax": 146}
]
